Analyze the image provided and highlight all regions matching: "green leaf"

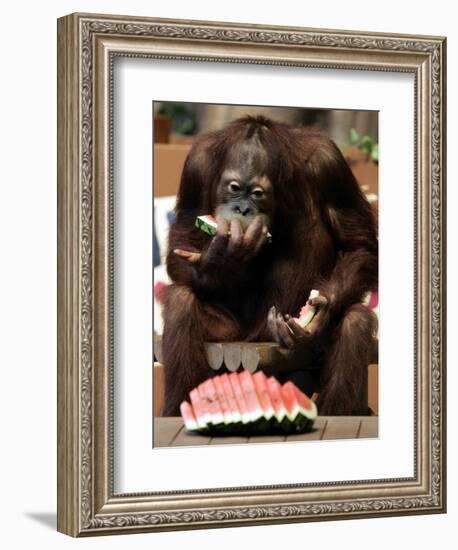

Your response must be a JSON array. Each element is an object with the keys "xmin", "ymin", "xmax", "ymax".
[
  {"xmin": 359, "ymin": 136, "xmax": 375, "ymax": 157},
  {"xmin": 349, "ymin": 128, "xmax": 360, "ymax": 145},
  {"xmin": 371, "ymin": 143, "xmax": 379, "ymax": 162}
]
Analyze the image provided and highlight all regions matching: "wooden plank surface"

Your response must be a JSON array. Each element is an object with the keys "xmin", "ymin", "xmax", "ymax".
[
  {"xmin": 247, "ymin": 434, "xmax": 286, "ymax": 443},
  {"xmin": 285, "ymin": 418, "xmax": 328, "ymax": 442},
  {"xmin": 153, "ymin": 416, "xmax": 378, "ymax": 448},
  {"xmin": 210, "ymin": 435, "xmax": 249, "ymax": 445},
  {"xmin": 173, "ymin": 425, "xmax": 212, "ymax": 447},
  {"xmin": 358, "ymin": 416, "xmax": 379, "ymax": 438},
  {"xmin": 153, "ymin": 417, "xmax": 183, "ymax": 447},
  {"xmin": 320, "ymin": 416, "xmax": 362, "ymax": 440}
]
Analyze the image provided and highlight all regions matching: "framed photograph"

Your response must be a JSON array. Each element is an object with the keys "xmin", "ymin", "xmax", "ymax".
[
  {"xmin": 152, "ymin": 100, "xmax": 381, "ymax": 449},
  {"xmin": 57, "ymin": 13, "xmax": 446, "ymax": 536}
]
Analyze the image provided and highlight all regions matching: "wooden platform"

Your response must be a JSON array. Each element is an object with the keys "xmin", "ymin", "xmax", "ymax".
[
  {"xmin": 154, "ymin": 335, "xmax": 378, "ymax": 373},
  {"xmin": 153, "ymin": 416, "xmax": 378, "ymax": 448}
]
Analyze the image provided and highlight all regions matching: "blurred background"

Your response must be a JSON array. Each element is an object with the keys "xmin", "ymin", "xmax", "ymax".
[
  {"xmin": 153, "ymin": 102, "xmax": 379, "ymax": 417},
  {"xmin": 153, "ymin": 101, "xmax": 378, "ymax": 197},
  {"xmin": 153, "ymin": 101, "xmax": 378, "ymax": 146}
]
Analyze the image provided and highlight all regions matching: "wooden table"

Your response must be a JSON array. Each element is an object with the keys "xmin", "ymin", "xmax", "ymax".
[{"xmin": 154, "ymin": 416, "xmax": 378, "ymax": 448}]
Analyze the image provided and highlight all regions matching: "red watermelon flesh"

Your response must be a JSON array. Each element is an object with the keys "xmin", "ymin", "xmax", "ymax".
[
  {"xmin": 194, "ymin": 386, "xmax": 212, "ymax": 427},
  {"xmin": 213, "ymin": 374, "xmax": 233, "ymax": 424},
  {"xmin": 189, "ymin": 388, "xmax": 209, "ymax": 429},
  {"xmin": 180, "ymin": 401, "xmax": 198, "ymax": 431},
  {"xmin": 220, "ymin": 373, "xmax": 242, "ymax": 423},
  {"xmin": 228, "ymin": 372, "xmax": 251, "ymax": 424},
  {"xmin": 266, "ymin": 376, "xmax": 288, "ymax": 423},
  {"xmin": 239, "ymin": 371, "xmax": 264, "ymax": 422},
  {"xmin": 281, "ymin": 381, "xmax": 317, "ymax": 422},
  {"xmin": 290, "ymin": 381, "xmax": 316, "ymax": 413},
  {"xmin": 252, "ymin": 371, "xmax": 274, "ymax": 420},
  {"xmin": 199, "ymin": 379, "xmax": 224, "ymax": 426}
]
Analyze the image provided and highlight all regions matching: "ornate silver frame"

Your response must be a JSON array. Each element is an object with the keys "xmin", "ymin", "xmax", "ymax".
[{"xmin": 57, "ymin": 13, "xmax": 446, "ymax": 536}]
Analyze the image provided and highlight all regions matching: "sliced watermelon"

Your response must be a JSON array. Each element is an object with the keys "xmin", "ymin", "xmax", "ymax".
[
  {"xmin": 266, "ymin": 376, "xmax": 292, "ymax": 432},
  {"xmin": 199, "ymin": 379, "xmax": 224, "ymax": 427},
  {"xmin": 181, "ymin": 372, "xmax": 317, "ymax": 436},
  {"xmin": 220, "ymin": 373, "xmax": 242, "ymax": 424},
  {"xmin": 228, "ymin": 372, "xmax": 251, "ymax": 425},
  {"xmin": 239, "ymin": 371, "xmax": 264, "ymax": 423},
  {"xmin": 195, "ymin": 215, "xmax": 218, "ymax": 237},
  {"xmin": 189, "ymin": 388, "xmax": 209, "ymax": 430},
  {"xmin": 290, "ymin": 381, "xmax": 317, "ymax": 418},
  {"xmin": 180, "ymin": 401, "xmax": 199, "ymax": 432},
  {"xmin": 281, "ymin": 381, "xmax": 317, "ymax": 433},
  {"xmin": 252, "ymin": 371, "xmax": 275, "ymax": 421},
  {"xmin": 213, "ymin": 375, "xmax": 233, "ymax": 424},
  {"xmin": 293, "ymin": 289, "xmax": 320, "ymax": 329}
]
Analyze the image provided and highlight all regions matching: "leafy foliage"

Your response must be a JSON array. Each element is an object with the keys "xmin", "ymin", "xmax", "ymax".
[
  {"xmin": 347, "ymin": 128, "xmax": 378, "ymax": 162},
  {"xmin": 157, "ymin": 102, "xmax": 198, "ymax": 135}
]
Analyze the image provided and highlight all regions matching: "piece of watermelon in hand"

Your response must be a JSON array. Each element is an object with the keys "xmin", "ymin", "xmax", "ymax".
[
  {"xmin": 293, "ymin": 289, "xmax": 320, "ymax": 329},
  {"xmin": 195, "ymin": 214, "xmax": 272, "ymax": 242}
]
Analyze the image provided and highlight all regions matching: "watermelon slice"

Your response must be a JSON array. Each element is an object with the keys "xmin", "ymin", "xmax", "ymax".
[
  {"xmin": 267, "ymin": 376, "xmax": 289, "ymax": 428},
  {"xmin": 293, "ymin": 289, "xmax": 320, "ymax": 329},
  {"xmin": 180, "ymin": 372, "xmax": 317, "ymax": 436},
  {"xmin": 198, "ymin": 379, "xmax": 225, "ymax": 427},
  {"xmin": 229, "ymin": 372, "xmax": 251, "ymax": 425},
  {"xmin": 239, "ymin": 371, "xmax": 265, "ymax": 423},
  {"xmin": 189, "ymin": 388, "xmax": 209, "ymax": 430},
  {"xmin": 252, "ymin": 371, "xmax": 275, "ymax": 421},
  {"xmin": 195, "ymin": 215, "xmax": 218, "ymax": 238},
  {"xmin": 213, "ymin": 375, "xmax": 233, "ymax": 424},
  {"xmin": 220, "ymin": 373, "xmax": 242, "ymax": 424},
  {"xmin": 281, "ymin": 381, "xmax": 318, "ymax": 433},
  {"xmin": 195, "ymin": 214, "xmax": 272, "ymax": 243},
  {"xmin": 180, "ymin": 401, "xmax": 199, "ymax": 432}
]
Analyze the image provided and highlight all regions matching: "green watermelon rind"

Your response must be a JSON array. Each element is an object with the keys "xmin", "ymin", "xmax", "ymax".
[
  {"xmin": 190, "ymin": 405, "xmax": 315, "ymax": 436},
  {"xmin": 194, "ymin": 216, "xmax": 216, "ymax": 237}
]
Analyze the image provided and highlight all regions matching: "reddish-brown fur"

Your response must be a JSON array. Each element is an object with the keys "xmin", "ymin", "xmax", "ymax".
[{"xmin": 161, "ymin": 115, "xmax": 378, "ymax": 416}]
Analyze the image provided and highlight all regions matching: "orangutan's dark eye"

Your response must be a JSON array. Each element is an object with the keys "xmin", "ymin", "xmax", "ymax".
[
  {"xmin": 252, "ymin": 187, "xmax": 264, "ymax": 198},
  {"xmin": 228, "ymin": 181, "xmax": 241, "ymax": 193}
]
